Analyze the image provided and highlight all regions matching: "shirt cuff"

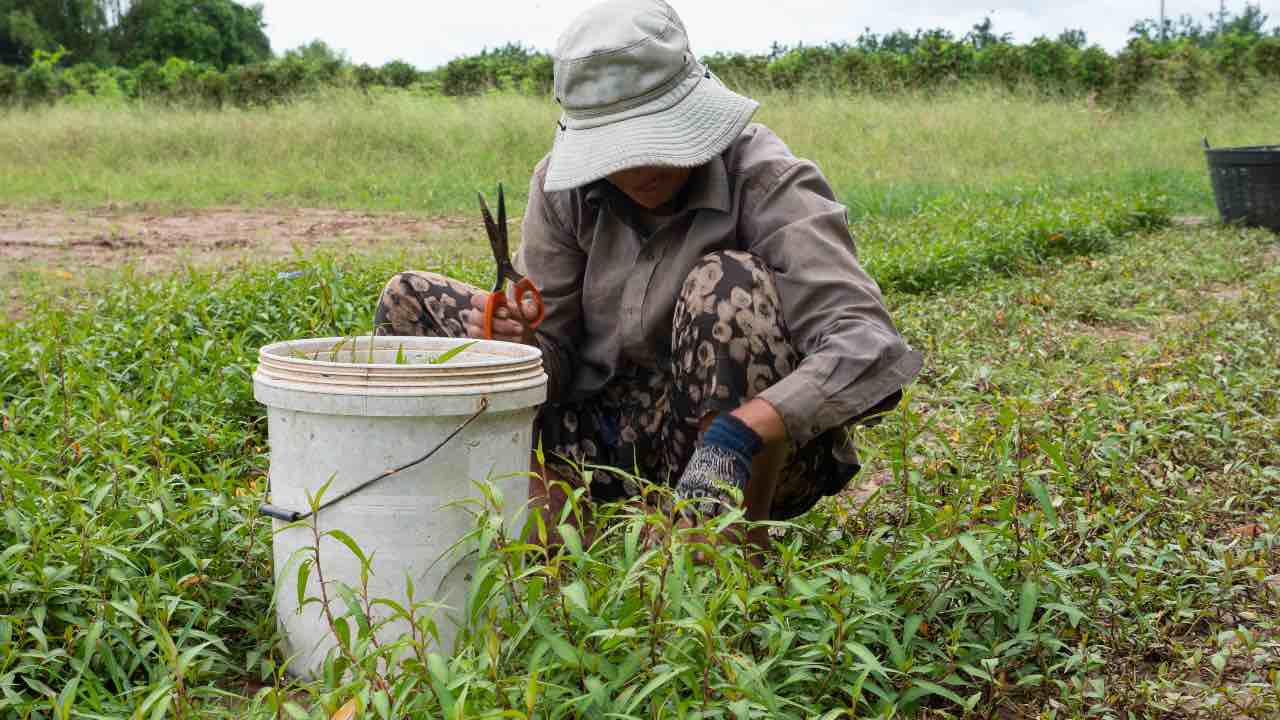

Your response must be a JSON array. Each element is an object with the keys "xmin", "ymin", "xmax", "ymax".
[
  {"xmin": 757, "ymin": 371, "xmax": 827, "ymax": 447},
  {"xmin": 758, "ymin": 348, "xmax": 925, "ymax": 447}
]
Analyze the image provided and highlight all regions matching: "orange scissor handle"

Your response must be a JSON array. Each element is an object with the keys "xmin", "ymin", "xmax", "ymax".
[{"xmin": 482, "ymin": 278, "xmax": 545, "ymax": 340}]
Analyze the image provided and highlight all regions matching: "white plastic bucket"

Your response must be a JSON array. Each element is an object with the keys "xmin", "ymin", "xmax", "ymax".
[{"xmin": 253, "ymin": 336, "xmax": 546, "ymax": 679}]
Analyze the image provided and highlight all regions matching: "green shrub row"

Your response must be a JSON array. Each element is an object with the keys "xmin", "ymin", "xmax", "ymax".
[
  {"xmin": 1, "ymin": 34, "xmax": 1278, "ymax": 108},
  {"xmin": 703, "ymin": 34, "xmax": 1280, "ymax": 102},
  {"xmin": 0, "ymin": 42, "xmax": 552, "ymax": 108}
]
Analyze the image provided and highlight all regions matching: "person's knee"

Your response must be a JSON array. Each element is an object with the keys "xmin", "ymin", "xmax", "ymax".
[
  {"xmin": 681, "ymin": 250, "xmax": 767, "ymax": 288},
  {"xmin": 678, "ymin": 250, "xmax": 779, "ymax": 318},
  {"xmin": 379, "ymin": 271, "xmax": 442, "ymax": 301},
  {"xmin": 673, "ymin": 249, "xmax": 793, "ymax": 369},
  {"xmin": 375, "ymin": 271, "xmax": 441, "ymax": 334}
]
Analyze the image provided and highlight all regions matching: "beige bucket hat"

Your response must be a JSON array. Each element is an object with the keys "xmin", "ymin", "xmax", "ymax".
[{"xmin": 542, "ymin": 0, "xmax": 760, "ymax": 193}]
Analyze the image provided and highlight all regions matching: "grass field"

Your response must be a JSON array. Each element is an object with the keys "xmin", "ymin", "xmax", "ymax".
[
  {"xmin": 1, "ymin": 87, "xmax": 1276, "ymax": 218},
  {"xmin": 0, "ymin": 91, "xmax": 1278, "ymax": 717}
]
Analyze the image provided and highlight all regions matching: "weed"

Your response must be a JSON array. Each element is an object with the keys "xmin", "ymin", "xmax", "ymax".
[{"xmin": 0, "ymin": 208, "xmax": 1275, "ymax": 716}]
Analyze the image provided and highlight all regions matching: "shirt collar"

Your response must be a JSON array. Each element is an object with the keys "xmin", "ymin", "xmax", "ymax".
[
  {"xmin": 683, "ymin": 156, "xmax": 731, "ymax": 214},
  {"xmin": 581, "ymin": 155, "xmax": 732, "ymax": 215}
]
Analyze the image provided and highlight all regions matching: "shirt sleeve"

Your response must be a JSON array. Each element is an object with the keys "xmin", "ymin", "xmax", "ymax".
[
  {"xmin": 515, "ymin": 160, "xmax": 586, "ymax": 404},
  {"xmin": 742, "ymin": 158, "xmax": 923, "ymax": 446}
]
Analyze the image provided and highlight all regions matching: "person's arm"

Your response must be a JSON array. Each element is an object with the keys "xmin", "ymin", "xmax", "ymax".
[
  {"xmin": 513, "ymin": 160, "xmax": 586, "ymax": 404},
  {"xmin": 672, "ymin": 142, "xmax": 921, "ymax": 523},
  {"xmin": 728, "ymin": 398, "xmax": 786, "ymax": 443},
  {"xmin": 741, "ymin": 153, "xmax": 922, "ymax": 447}
]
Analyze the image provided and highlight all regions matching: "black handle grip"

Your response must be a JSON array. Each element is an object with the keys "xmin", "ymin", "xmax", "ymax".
[{"xmin": 259, "ymin": 504, "xmax": 302, "ymax": 522}]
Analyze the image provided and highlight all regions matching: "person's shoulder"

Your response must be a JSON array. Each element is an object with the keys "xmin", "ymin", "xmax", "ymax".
[
  {"xmin": 723, "ymin": 123, "xmax": 809, "ymax": 199},
  {"xmin": 726, "ymin": 123, "xmax": 794, "ymax": 164},
  {"xmin": 527, "ymin": 153, "xmax": 593, "ymax": 237},
  {"xmin": 528, "ymin": 153, "xmax": 573, "ymax": 227}
]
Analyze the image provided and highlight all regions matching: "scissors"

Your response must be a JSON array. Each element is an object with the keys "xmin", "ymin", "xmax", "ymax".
[{"xmin": 479, "ymin": 184, "xmax": 545, "ymax": 340}]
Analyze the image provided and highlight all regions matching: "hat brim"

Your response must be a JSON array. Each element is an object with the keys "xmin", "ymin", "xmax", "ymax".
[{"xmin": 543, "ymin": 77, "xmax": 759, "ymax": 193}]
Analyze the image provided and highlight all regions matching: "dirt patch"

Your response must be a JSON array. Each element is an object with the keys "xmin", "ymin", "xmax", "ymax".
[
  {"xmin": 835, "ymin": 469, "xmax": 893, "ymax": 511},
  {"xmin": 0, "ymin": 206, "xmax": 469, "ymax": 272},
  {"xmin": 1081, "ymin": 324, "xmax": 1154, "ymax": 345},
  {"xmin": 1, "ymin": 205, "xmax": 486, "ymax": 320},
  {"xmin": 1174, "ymin": 215, "xmax": 1212, "ymax": 227},
  {"xmin": 1206, "ymin": 284, "xmax": 1247, "ymax": 302}
]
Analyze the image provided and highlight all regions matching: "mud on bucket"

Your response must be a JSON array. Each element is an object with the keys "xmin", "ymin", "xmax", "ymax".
[{"xmin": 252, "ymin": 336, "xmax": 547, "ymax": 679}]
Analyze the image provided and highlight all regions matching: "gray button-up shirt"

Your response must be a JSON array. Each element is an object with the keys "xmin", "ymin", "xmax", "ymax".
[{"xmin": 516, "ymin": 123, "xmax": 923, "ymax": 446}]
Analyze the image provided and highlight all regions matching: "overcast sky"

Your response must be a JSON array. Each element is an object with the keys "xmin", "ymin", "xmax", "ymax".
[{"xmin": 258, "ymin": 1, "xmax": 1273, "ymax": 69}]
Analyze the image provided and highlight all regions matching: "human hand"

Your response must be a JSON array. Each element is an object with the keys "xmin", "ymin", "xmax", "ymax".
[{"xmin": 462, "ymin": 290, "xmax": 540, "ymax": 345}]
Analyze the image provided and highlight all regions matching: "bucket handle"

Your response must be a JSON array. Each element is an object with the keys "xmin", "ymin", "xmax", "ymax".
[
  {"xmin": 1203, "ymin": 137, "xmax": 1211, "ymax": 150},
  {"xmin": 258, "ymin": 398, "xmax": 490, "ymax": 523}
]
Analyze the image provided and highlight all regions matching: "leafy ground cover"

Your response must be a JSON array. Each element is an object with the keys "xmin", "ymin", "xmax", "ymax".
[
  {"xmin": 1, "ymin": 191, "xmax": 1276, "ymax": 716},
  {"xmin": 0, "ymin": 88, "xmax": 1273, "ymax": 218}
]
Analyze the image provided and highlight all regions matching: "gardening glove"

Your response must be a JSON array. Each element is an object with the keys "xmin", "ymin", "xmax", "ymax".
[{"xmin": 674, "ymin": 413, "xmax": 762, "ymax": 520}]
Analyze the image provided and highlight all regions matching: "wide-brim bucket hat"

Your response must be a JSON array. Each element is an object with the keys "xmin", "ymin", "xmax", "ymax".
[{"xmin": 543, "ymin": 0, "xmax": 759, "ymax": 193}]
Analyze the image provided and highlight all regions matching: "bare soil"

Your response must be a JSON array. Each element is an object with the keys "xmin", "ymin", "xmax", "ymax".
[
  {"xmin": 1, "ymin": 205, "xmax": 482, "ymax": 319},
  {"xmin": 0, "ymin": 205, "xmax": 470, "ymax": 271}
]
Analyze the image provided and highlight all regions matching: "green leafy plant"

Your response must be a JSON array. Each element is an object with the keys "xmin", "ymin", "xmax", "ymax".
[{"xmin": 0, "ymin": 192, "xmax": 1275, "ymax": 716}]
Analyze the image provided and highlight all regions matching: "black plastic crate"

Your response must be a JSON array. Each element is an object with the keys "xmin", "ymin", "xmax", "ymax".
[{"xmin": 1204, "ymin": 140, "xmax": 1280, "ymax": 232}]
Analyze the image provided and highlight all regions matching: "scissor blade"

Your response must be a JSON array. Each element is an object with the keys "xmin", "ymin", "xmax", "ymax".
[
  {"xmin": 478, "ymin": 192, "xmax": 500, "ymax": 243},
  {"xmin": 479, "ymin": 190, "xmax": 507, "ymax": 294},
  {"xmin": 497, "ymin": 183, "xmax": 506, "ymax": 238}
]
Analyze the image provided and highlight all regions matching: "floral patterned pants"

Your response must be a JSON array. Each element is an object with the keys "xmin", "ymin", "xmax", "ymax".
[{"xmin": 373, "ymin": 251, "xmax": 862, "ymax": 520}]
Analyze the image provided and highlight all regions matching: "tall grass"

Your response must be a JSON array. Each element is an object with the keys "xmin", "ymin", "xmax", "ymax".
[{"xmin": 0, "ymin": 86, "xmax": 1274, "ymax": 218}]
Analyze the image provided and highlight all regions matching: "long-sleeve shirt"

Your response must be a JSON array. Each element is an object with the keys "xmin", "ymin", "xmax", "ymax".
[{"xmin": 515, "ymin": 123, "xmax": 923, "ymax": 446}]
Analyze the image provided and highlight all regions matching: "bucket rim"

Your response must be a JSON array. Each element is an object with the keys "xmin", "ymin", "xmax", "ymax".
[{"xmin": 257, "ymin": 335, "xmax": 543, "ymax": 373}]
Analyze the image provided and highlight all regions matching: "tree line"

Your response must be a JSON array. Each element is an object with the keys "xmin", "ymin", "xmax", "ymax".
[
  {"xmin": 1, "ymin": 1, "xmax": 1277, "ymax": 108},
  {"xmin": 0, "ymin": 0, "xmax": 269, "ymax": 68}
]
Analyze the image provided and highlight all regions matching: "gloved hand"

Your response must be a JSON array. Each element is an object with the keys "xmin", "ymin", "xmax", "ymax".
[{"xmin": 674, "ymin": 413, "xmax": 762, "ymax": 519}]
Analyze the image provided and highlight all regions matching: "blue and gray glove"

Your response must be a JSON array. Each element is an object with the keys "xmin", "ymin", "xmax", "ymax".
[{"xmin": 674, "ymin": 413, "xmax": 763, "ymax": 519}]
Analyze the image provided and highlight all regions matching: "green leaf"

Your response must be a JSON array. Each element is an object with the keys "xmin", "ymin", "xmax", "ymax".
[
  {"xmin": 525, "ymin": 671, "xmax": 540, "ymax": 714},
  {"xmin": 847, "ymin": 668, "xmax": 870, "ymax": 712},
  {"xmin": 296, "ymin": 557, "xmax": 314, "ymax": 609},
  {"xmin": 965, "ymin": 563, "xmax": 1008, "ymax": 598},
  {"xmin": 431, "ymin": 340, "xmax": 477, "ymax": 365},
  {"xmin": 325, "ymin": 529, "xmax": 368, "ymax": 566},
  {"xmin": 332, "ymin": 616, "xmax": 351, "ymax": 650},
  {"xmin": 427, "ymin": 653, "xmax": 455, "ymax": 704},
  {"xmin": 1044, "ymin": 601, "xmax": 1085, "ymax": 628},
  {"xmin": 1018, "ymin": 577, "xmax": 1040, "ymax": 634},
  {"xmin": 562, "ymin": 580, "xmax": 590, "ymax": 614},
  {"xmin": 844, "ymin": 641, "xmax": 889, "ymax": 678},
  {"xmin": 534, "ymin": 620, "xmax": 580, "ymax": 667},
  {"xmin": 624, "ymin": 666, "xmax": 686, "ymax": 714},
  {"xmin": 900, "ymin": 679, "xmax": 966, "ymax": 707},
  {"xmin": 903, "ymin": 614, "xmax": 924, "ymax": 647},
  {"xmin": 1024, "ymin": 475, "xmax": 1059, "ymax": 528},
  {"xmin": 558, "ymin": 523, "xmax": 583, "ymax": 557},
  {"xmin": 957, "ymin": 533, "xmax": 984, "ymax": 566},
  {"xmin": 176, "ymin": 641, "xmax": 215, "ymax": 675},
  {"xmin": 79, "ymin": 619, "xmax": 104, "ymax": 669}
]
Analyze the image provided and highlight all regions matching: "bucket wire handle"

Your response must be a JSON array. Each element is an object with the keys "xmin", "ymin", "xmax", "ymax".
[{"xmin": 258, "ymin": 398, "xmax": 490, "ymax": 523}]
